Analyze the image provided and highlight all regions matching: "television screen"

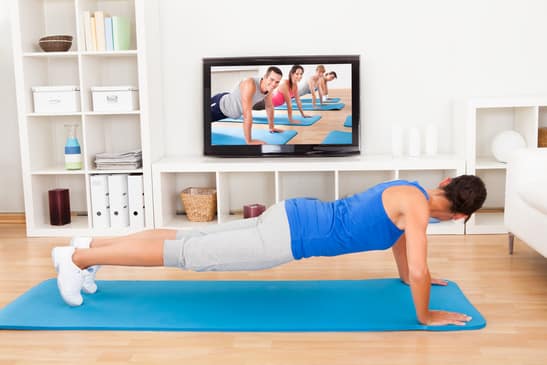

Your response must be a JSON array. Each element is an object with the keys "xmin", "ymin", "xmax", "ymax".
[{"xmin": 203, "ymin": 55, "xmax": 360, "ymax": 156}]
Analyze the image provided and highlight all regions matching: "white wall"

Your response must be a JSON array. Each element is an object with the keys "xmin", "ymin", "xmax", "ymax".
[
  {"xmin": 0, "ymin": 1, "xmax": 24, "ymax": 212},
  {"xmin": 158, "ymin": 0, "xmax": 547, "ymax": 157},
  {"xmin": 3, "ymin": 0, "xmax": 547, "ymax": 212}
]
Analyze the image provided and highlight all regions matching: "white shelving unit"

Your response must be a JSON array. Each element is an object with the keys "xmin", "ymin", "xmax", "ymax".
[
  {"xmin": 464, "ymin": 97, "xmax": 547, "ymax": 234},
  {"xmin": 152, "ymin": 155, "xmax": 466, "ymax": 235},
  {"xmin": 11, "ymin": 0, "xmax": 162, "ymax": 236}
]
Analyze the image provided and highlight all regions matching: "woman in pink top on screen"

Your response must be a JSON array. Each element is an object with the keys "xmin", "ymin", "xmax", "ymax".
[{"xmin": 254, "ymin": 65, "xmax": 312, "ymax": 124}]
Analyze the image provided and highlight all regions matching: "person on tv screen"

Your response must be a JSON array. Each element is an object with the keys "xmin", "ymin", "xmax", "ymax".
[
  {"xmin": 298, "ymin": 64, "xmax": 325, "ymax": 108},
  {"xmin": 253, "ymin": 65, "xmax": 312, "ymax": 123},
  {"xmin": 51, "ymin": 174, "xmax": 488, "ymax": 329},
  {"xmin": 318, "ymin": 71, "xmax": 338, "ymax": 103},
  {"xmin": 210, "ymin": 66, "xmax": 283, "ymax": 144}
]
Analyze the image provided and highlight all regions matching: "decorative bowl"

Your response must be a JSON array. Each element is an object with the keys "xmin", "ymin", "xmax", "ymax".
[{"xmin": 38, "ymin": 35, "xmax": 73, "ymax": 52}]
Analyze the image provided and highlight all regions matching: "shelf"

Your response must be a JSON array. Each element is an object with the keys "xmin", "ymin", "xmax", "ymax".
[
  {"xmin": 31, "ymin": 168, "xmax": 85, "ymax": 175},
  {"xmin": 23, "ymin": 52, "xmax": 79, "ymax": 58},
  {"xmin": 88, "ymin": 169, "xmax": 144, "ymax": 174},
  {"xmin": 427, "ymin": 220, "xmax": 464, "ymax": 235},
  {"xmin": 466, "ymin": 212, "xmax": 506, "ymax": 234},
  {"xmin": 12, "ymin": 0, "xmax": 156, "ymax": 236},
  {"xmin": 80, "ymin": 50, "xmax": 138, "ymax": 56},
  {"xmin": 476, "ymin": 157, "xmax": 507, "ymax": 170},
  {"xmin": 27, "ymin": 112, "xmax": 82, "ymax": 117},
  {"xmin": 84, "ymin": 111, "xmax": 140, "ymax": 116},
  {"xmin": 153, "ymin": 156, "xmax": 466, "ymax": 234}
]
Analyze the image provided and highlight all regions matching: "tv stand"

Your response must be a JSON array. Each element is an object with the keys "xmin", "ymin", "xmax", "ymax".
[{"xmin": 152, "ymin": 154, "xmax": 465, "ymax": 234}]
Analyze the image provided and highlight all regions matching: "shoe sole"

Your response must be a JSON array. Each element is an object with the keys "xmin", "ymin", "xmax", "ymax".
[{"xmin": 52, "ymin": 247, "xmax": 59, "ymax": 272}]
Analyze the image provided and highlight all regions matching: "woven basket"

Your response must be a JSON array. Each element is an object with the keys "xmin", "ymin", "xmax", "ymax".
[
  {"xmin": 180, "ymin": 187, "xmax": 217, "ymax": 222},
  {"xmin": 539, "ymin": 127, "xmax": 547, "ymax": 148},
  {"xmin": 39, "ymin": 35, "xmax": 73, "ymax": 52}
]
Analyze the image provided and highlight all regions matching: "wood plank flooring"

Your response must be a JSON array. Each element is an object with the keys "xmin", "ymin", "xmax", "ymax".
[{"xmin": 0, "ymin": 224, "xmax": 546, "ymax": 365}]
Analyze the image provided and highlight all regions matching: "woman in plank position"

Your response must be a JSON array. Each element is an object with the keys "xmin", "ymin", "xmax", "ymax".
[{"xmin": 52, "ymin": 175, "xmax": 486, "ymax": 327}]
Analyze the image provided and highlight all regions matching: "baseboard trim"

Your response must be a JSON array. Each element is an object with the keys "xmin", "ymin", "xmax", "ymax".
[{"xmin": 0, "ymin": 213, "xmax": 26, "ymax": 224}]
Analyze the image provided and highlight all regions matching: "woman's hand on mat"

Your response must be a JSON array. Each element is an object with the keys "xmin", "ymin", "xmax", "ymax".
[
  {"xmin": 425, "ymin": 310, "xmax": 472, "ymax": 326},
  {"xmin": 269, "ymin": 127, "xmax": 283, "ymax": 133},
  {"xmin": 431, "ymin": 278, "xmax": 448, "ymax": 286}
]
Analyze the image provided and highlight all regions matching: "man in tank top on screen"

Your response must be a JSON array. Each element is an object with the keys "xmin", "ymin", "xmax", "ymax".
[{"xmin": 210, "ymin": 66, "xmax": 283, "ymax": 145}]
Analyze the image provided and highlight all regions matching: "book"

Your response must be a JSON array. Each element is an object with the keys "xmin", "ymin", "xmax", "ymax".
[
  {"xmin": 90, "ymin": 16, "xmax": 97, "ymax": 51},
  {"xmin": 83, "ymin": 11, "xmax": 93, "ymax": 51},
  {"xmin": 112, "ymin": 16, "xmax": 131, "ymax": 51},
  {"xmin": 94, "ymin": 11, "xmax": 106, "ymax": 51},
  {"xmin": 104, "ymin": 17, "xmax": 114, "ymax": 51}
]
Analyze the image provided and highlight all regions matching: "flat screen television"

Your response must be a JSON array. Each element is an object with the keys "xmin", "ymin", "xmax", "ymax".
[{"xmin": 203, "ymin": 55, "xmax": 360, "ymax": 157}]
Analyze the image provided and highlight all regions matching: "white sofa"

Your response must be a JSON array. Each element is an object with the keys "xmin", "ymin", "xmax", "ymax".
[{"xmin": 504, "ymin": 148, "xmax": 547, "ymax": 257}]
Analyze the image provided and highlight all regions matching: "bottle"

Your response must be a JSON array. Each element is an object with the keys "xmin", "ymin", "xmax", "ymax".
[
  {"xmin": 425, "ymin": 123, "xmax": 439, "ymax": 156},
  {"xmin": 64, "ymin": 124, "xmax": 82, "ymax": 170},
  {"xmin": 407, "ymin": 127, "xmax": 421, "ymax": 157}
]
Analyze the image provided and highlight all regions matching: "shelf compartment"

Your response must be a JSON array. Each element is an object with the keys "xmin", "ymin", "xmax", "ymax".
[
  {"xmin": 84, "ymin": 114, "xmax": 141, "ymax": 170},
  {"xmin": 27, "ymin": 115, "xmax": 84, "ymax": 171},
  {"xmin": 475, "ymin": 169, "xmax": 506, "ymax": 210},
  {"xmin": 398, "ymin": 169, "xmax": 460, "ymax": 190},
  {"xmin": 466, "ymin": 212, "xmax": 506, "ymax": 234},
  {"xmin": 474, "ymin": 106, "xmax": 538, "ymax": 161},
  {"xmin": 80, "ymin": 54, "xmax": 138, "ymax": 112},
  {"xmin": 22, "ymin": 57, "xmax": 80, "ymax": 114},
  {"xmin": 217, "ymin": 172, "xmax": 275, "ymax": 223},
  {"xmin": 16, "ymin": 0, "xmax": 78, "ymax": 54},
  {"xmin": 337, "ymin": 170, "xmax": 395, "ymax": 199},
  {"xmin": 77, "ymin": 0, "xmax": 137, "ymax": 52},
  {"xmin": 30, "ymin": 174, "xmax": 88, "ymax": 230},
  {"xmin": 157, "ymin": 172, "xmax": 217, "ymax": 229},
  {"xmin": 277, "ymin": 171, "xmax": 335, "ymax": 202}
]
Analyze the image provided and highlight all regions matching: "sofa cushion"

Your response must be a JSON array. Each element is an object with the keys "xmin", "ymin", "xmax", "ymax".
[{"xmin": 518, "ymin": 180, "xmax": 547, "ymax": 215}]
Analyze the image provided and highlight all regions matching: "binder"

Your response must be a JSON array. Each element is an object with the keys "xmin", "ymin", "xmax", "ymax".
[
  {"xmin": 90, "ymin": 175, "xmax": 110, "ymax": 229},
  {"xmin": 127, "ymin": 174, "xmax": 145, "ymax": 229},
  {"xmin": 108, "ymin": 174, "xmax": 129, "ymax": 228}
]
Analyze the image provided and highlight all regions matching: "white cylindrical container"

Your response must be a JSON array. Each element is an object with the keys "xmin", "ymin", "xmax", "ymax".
[
  {"xmin": 425, "ymin": 123, "xmax": 438, "ymax": 156},
  {"xmin": 407, "ymin": 127, "xmax": 421, "ymax": 157},
  {"xmin": 391, "ymin": 124, "xmax": 404, "ymax": 157}
]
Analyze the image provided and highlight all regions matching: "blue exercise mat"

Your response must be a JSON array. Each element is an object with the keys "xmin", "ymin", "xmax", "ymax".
[
  {"xmin": 344, "ymin": 115, "xmax": 352, "ymax": 127},
  {"xmin": 322, "ymin": 130, "xmax": 352, "ymax": 144},
  {"xmin": 276, "ymin": 103, "xmax": 345, "ymax": 111},
  {"xmin": 0, "ymin": 278, "xmax": 485, "ymax": 332},
  {"xmin": 299, "ymin": 97, "xmax": 341, "ymax": 103},
  {"xmin": 212, "ymin": 126, "xmax": 297, "ymax": 145},
  {"xmin": 220, "ymin": 114, "xmax": 321, "ymax": 126}
]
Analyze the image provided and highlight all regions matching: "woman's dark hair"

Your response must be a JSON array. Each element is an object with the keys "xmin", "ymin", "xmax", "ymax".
[
  {"xmin": 288, "ymin": 65, "xmax": 303, "ymax": 90},
  {"xmin": 442, "ymin": 175, "xmax": 487, "ymax": 222}
]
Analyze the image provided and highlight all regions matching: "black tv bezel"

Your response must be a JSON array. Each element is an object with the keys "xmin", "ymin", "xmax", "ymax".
[{"xmin": 203, "ymin": 55, "xmax": 360, "ymax": 157}]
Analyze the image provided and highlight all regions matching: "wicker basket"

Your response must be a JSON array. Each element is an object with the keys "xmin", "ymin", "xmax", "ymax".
[
  {"xmin": 539, "ymin": 127, "xmax": 547, "ymax": 148},
  {"xmin": 38, "ymin": 35, "xmax": 73, "ymax": 52},
  {"xmin": 180, "ymin": 187, "xmax": 217, "ymax": 222}
]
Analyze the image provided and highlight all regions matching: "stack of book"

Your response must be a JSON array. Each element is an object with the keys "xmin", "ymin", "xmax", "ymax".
[
  {"xmin": 94, "ymin": 149, "xmax": 142, "ymax": 170},
  {"xmin": 83, "ymin": 11, "xmax": 131, "ymax": 51}
]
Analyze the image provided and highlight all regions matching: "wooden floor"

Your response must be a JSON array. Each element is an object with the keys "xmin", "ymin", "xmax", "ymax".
[{"xmin": 1, "ymin": 224, "xmax": 546, "ymax": 365}]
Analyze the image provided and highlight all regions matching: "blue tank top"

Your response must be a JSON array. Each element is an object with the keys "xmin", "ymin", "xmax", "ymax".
[{"xmin": 285, "ymin": 180, "xmax": 429, "ymax": 259}]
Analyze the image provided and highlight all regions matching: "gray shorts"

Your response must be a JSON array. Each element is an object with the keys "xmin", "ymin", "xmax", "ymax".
[{"xmin": 163, "ymin": 201, "xmax": 293, "ymax": 272}]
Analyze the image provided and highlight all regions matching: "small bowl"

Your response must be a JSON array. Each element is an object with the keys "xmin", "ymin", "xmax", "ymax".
[
  {"xmin": 39, "ymin": 34, "xmax": 73, "ymax": 42},
  {"xmin": 39, "ymin": 39, "xmax": 72, "ymax": 52}
]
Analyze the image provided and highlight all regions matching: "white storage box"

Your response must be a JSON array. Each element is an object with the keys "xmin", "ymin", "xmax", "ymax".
[
  {"xmin": 91, "ymin": 86, "xmax": 139, "ymax": 112},
  {"xmin": 32, "ymin": 86, "xmax": 80, "ymax": 114}
]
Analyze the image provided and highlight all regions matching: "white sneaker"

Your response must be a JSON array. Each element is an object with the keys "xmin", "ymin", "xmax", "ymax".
[
  {"xmin": 70, "ymin": 237, "xmax": 99, "ymax": 294},
  {"xmin": 51, "ymin": 246, "xmax": 84, "ymax": 306}
]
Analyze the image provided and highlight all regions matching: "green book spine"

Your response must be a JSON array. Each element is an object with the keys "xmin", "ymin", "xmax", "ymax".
[{"xmin": 112, "ymin": 16, "xmax": 131, "ymax": 51}]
